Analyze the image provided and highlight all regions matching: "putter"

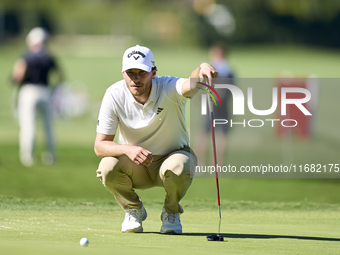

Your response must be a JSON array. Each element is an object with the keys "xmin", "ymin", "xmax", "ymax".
[{"xmin": 205, "ymin": 81, "xmax": 224, "ymax": 242}]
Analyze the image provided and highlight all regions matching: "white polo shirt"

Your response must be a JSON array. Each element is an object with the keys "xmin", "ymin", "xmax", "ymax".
[{"xmin": 96, "ymin": 76, "xmax": 189, "ymax": 155}]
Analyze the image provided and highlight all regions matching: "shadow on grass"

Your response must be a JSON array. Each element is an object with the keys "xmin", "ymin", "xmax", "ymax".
[{"xmin": 144, "ymin": 232, "xmax": 340, "ymax": 242}]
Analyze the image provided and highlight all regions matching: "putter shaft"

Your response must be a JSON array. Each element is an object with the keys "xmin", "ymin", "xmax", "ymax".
[{"xmin": 208, "ymin": 93, "xmax": 222, "ymax": 236}]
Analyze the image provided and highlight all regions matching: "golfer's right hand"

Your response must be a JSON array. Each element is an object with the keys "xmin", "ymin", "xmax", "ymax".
[{"xmin": 126, "ymin": 145, "xmax": 153, "ymax": 166}]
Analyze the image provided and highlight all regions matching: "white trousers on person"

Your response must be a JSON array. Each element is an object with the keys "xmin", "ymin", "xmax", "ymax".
[
  {"xmin": 96, "ymin": 147, "xmax": 197, "ymax": 213},
  {"xmin": 17, "ymin": 84, "xmax": 54, "ymax": 166}
]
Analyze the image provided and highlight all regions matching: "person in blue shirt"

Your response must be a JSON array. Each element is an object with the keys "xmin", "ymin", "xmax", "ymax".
[{"xmin": 196, "ymin": 42, "xmax": 235, "ymax": 166}]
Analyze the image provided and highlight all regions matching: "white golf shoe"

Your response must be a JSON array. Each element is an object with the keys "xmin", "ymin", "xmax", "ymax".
[
  {"xmin": 160, "ymin": 207, "xmax": 182, "ymax": 234},
  {"xmin": 121, "ymin": 204, "xmax": 147, "ymax": 233}
]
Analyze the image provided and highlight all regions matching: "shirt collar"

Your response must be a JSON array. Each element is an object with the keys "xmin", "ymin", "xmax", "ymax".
[{"xmin": 147, "ymin": 79, "xmax": 157, "ymax": 103}]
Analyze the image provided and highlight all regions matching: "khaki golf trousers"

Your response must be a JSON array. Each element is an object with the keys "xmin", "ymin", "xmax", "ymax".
[{"xmin": 96, "ymin": 146, "xmax": 197, "ymax": 213}]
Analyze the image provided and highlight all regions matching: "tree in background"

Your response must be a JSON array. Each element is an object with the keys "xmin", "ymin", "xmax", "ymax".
[{"xmin": 1, "ymin": 0, "xmax": 339, "ymax": 48}]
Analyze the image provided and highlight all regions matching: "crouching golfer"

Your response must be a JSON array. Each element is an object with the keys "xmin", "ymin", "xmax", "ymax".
[{"xmin": 94, "ymin": 45, "xmax": 218, "ymax": 234}]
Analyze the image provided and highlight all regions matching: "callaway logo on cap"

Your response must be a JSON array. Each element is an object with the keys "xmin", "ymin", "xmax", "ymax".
[{"xmin": 122, "ymin": 45, "xmax": 155, "ymax": 72}]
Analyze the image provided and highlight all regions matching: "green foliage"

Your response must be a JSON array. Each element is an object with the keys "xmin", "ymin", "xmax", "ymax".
[
  {"xmin": 2, "ymin": 0, "xmax": 340, "ymax": 47},
  {"xmin": 266, "ymin": 0, "xmax": 340, "ymax": 21}
]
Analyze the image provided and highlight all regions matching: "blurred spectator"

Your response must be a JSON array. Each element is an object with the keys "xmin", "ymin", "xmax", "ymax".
[
  {"xmin": 196, "ymin": 42, "xmax": 235, "ymax": 166},
  {"xmin": 11, "ymin": 27, "xmax": 63, "ymax": 166}
]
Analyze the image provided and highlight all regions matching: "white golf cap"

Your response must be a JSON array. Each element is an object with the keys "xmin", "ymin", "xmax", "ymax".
[
  {"xmin": 122, "ymin": 45, "xmax": 155, "ymax": 72},
  {"xmin": 26, "ymin": 27, "xmax": 48, "ymax": 47}
]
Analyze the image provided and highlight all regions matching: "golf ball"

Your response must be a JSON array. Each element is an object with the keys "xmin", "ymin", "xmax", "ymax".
[{"xmin": 80, "ymin": 238, "xmax": 89, "ymax": 247}]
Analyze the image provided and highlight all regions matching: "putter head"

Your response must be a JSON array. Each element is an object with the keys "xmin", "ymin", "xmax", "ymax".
[{"xmin": 207, "ymin": 234, "xmax": 224, "ymax": 241}]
